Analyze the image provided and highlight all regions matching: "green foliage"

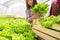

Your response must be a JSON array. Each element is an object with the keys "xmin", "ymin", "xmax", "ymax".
[
  {"xmin": 0, "ymin": 36, "xmax": 9, "ymax": 40},
  {"xmin": 32, "ymin": 2, "xmax": 49, "ymax": 14},
  {"xmin": 0, "ymin": 17, "xmax": 36, "ymax": 40},
  {"xmin": 12, "ymin": 34, "xmax": 25, "ymax": 40},
  {"xmin": 56, "ymin": 15, "xmax": 60, "ymax": 24},
  {"xmin": 39, "ymin": 15, "xmax": 60, "ymax": 28}
]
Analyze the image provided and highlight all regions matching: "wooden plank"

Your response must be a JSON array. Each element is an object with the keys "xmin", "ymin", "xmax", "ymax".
[
  {"xmin": 32, "ymin": 29, "xmax": 58, "ymax": 40},
  {"xmin": 52, "ymin": 24, "xmax": 60, "ymax": 31},
  {"xmin": 32, "ymin": 25, "xmax": 60, "ymax": 39}
]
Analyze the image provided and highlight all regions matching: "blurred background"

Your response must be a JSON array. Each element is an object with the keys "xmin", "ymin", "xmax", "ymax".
[{"xmin": 0, "ymin": 0, "xmax": 52, "ymax": 18}]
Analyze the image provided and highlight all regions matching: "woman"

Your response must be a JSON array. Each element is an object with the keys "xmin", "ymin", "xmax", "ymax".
[
  {"xmin": 26, "ymin": 0, "xmax": 40, "ymax": 23},
  {"xmin": 49, "ymin": 0, "xmax": 60, "ymax": 16}
]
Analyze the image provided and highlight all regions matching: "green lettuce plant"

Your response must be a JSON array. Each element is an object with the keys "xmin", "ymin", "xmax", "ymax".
[{"xmin": 32, "ymin": 2, "xmax": 49, "ymax": 14}]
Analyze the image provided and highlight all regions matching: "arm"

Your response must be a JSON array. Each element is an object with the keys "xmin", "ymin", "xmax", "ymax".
[
  {"xmin": 26, "ymin": 10, "xmax": 42, "ymax": 23},
  {"xmin": 29, "ymin": 13, "xmax": 41, "ymax": 23}
]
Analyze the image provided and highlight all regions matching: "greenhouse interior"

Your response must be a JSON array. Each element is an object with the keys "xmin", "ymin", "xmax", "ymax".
[{"xmin": 0, "ymin": 0, "xmax": 60, "ymax": 40}]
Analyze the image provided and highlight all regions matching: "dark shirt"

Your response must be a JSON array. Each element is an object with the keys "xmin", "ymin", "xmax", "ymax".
[{"xmin": 49, "ymin": 0, "xmax": 60, "ymax": 16}]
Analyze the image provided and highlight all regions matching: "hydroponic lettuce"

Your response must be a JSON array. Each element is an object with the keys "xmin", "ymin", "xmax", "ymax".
[
  {"xmin": 32, "ymin": 2, "xmax": 49, "ymax": 14},
  {"xmin": 0, "ymin": 17, "xmax": 36, "ymax": 40},
  {"xmin": 0, "ymin": 37, "xmax": 9, "ymax": 40},
  {"xmin": 39, "ymin": 15, "xmax": 60, "ymax": 28},
  {"xmin": 56, "ymin": 15, "xmax": 60, "ymax": 24}
]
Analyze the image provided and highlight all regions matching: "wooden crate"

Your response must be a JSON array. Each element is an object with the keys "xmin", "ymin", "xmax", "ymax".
[{"xmin": 32, "ymin": 19, "xmax": 60, "ymax": 40}]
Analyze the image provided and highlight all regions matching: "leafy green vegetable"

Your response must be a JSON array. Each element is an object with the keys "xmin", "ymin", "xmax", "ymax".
[
  {"xmin": 0, "ymin": 37, "xmax": 9, "ymax": 40},
  {"xmin": 56, "ymin": 15, "xmax": 60, "ymax": 24},
  {"xmin": 39, "ymin": 15, "xmax": 60, "ymax": 28},
  {"xmin": 12, "ymin": 34, "xmax": 25, "ymax": 40},
  {"xmin": 32, "ymin": 2, "xmax": 49, "ymax": 14},
  {"xmin": 0, "ymin": 17, "xmax": 36, "ymax": 40}
]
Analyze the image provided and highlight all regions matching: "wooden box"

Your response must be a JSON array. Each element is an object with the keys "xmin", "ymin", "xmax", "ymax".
[{"xmin": 32, "ymin": 19, "xmax": 60, "ymax": 40}]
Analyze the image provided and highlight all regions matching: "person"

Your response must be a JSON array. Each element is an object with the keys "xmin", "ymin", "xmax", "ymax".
[
  {"xmin": 49, "ymin": 0, "xmax": 60, "ymax": 16},
  {"xmin": 26, "ymin": 0, "xmax": 40, "ymax": 23}
]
